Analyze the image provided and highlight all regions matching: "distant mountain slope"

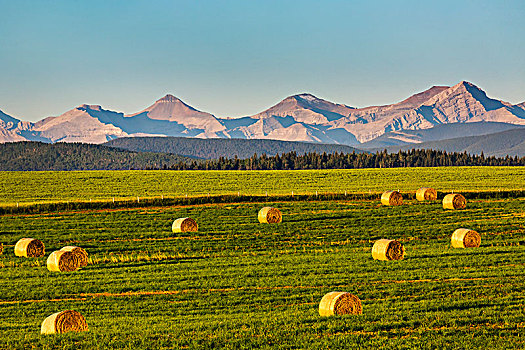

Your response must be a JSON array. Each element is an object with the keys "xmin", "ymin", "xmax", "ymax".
[
  {"xmin": 32, "ymin": 104, "xmax": 129, "ymax": 143},
  {"xmin": 360, "ymin": 122, "xmax": 525, "ymax": 149},
  {"xmin": 104, "ymin": 136, "xmax": 365, "ymax": 159},
  {"xmin": 0, "ymin": 142, "xmax": 190, "ymax": 171},
  {"xmin": 124, "ymin": 94, "xmax": 228, "ymax": 138},
  {"xmin": 0, "ymin": 109, "xmax": 37, "ymax": 142},
  {"xmin": 388, "ymin": 128, "xmax": 525, "ymax": 157},
  {"xmin": 2, "ymin": 81, "xmax": 524, "ymax": 148},
  {"xmin": 222, "ymin": 93, "xmax": 361, "ymax": 145}
]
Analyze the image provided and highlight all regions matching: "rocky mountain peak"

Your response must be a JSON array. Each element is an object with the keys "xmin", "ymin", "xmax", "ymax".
[
  {"xmin": 156, "ymin": 94, "xmax": 181, "ymax": 103},
  {"xmin": 77, "ymin": 104, "xmax": 103, "ymax": 111},
  {"xmin": 293, "ymin": 93, "xmax": 319, "ymax": 101},
  {"xmin": 395, "ymin": 85, "xmax": 450, "ymax": 108}
]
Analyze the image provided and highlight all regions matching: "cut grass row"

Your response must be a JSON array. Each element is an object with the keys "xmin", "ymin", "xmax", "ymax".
[{"xmin": 1, "ymin": 197, "xmax": 524, "ymax": 348}]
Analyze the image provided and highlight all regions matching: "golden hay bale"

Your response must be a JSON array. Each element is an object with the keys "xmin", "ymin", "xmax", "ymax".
[
  {"xmin": 443, "ymin": 193, "xmax": 466, "ymax": 210},
  {"xmin": 451, "ymin": 228, "xmax": 481, "ymax": 248},
  {"xmin": 14, "ymin": 238, "xmax": 45, "ymax": 258},
  {"xmin": 47, "ymin": 251, "xmax": 80, "ymax": 272},
  {"xmin": 319, "ymin": 292, "xmax": 362, "ymax": 316},
  {"xmin": 416, "ymin": 187, "xmax": 437, "ymax": 201},
  {"xmin": 172, "ymin": 217, "xmax": 198, "ymax": 233},
  {"xmin": 60, "ymin": 246, "xmax": 88, "ymax": 267},
  {"xmin": 41, "ymin": 310, "xmax": 88, "ymax": 334},
  {"xmin": 381, "ymin": 191, "xmax": 403, "ymax": 206},
  {"xmin": 372, "ymin": 239, "xmax": 405, "ymax": 261},
  {"xmin": 258, "ymin": 207, "xmax": 282, "ymax": 224}
]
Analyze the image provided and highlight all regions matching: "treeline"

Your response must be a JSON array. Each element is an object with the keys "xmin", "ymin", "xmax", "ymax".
[
  {"xmin": 2, "ymin": 141, "xmax": 525, "ymax": 171},
  {"xmin": 158, "ymin": 149, "xmax": 525, "ymax": 170}
]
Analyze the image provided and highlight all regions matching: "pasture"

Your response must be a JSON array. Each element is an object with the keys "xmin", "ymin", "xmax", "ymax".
[
  {"xmin": 0, "ymin": 168, "xmax": 524, "ymax": 349},
  {"xmin": 2, "ymin": 167, "xmax": 525, "ymax": 205}
]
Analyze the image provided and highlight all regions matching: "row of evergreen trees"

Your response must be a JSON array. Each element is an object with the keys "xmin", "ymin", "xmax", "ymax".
[{"xmin": 153, "ymin": 149, "xmax": 525, "ymax": 170}]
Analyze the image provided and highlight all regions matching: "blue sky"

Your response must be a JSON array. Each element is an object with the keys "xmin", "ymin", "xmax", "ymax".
[{"xmin": 1, "ymin": 0, "xmax": 524, "ymax": 121}]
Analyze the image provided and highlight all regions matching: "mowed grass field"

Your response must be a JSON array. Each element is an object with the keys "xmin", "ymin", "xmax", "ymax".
[
  {"xmin": 0, "ymin": 168, "xmax": 524, "ymax": 349},
  {"xmin": 2, "ymin": 167, "xmax": 525, "ymax": 204}
]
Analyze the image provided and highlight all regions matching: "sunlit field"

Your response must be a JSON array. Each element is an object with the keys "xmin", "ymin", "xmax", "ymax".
[
  {"xmin": 2, "ymin": 167, "xmax": 525, "ymax": 205},
  {"xmin": 0, "ymin": 168, "xmax": 524, "ymax": 348}
]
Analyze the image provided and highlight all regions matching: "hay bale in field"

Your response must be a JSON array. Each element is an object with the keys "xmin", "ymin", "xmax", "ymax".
[
  {"xmin": 14, "ymin": 238, "xmax": 45, "ymax": 258},
  {"xmin": 258, "ymin": 207, "xmax": 282, "ymax": 224},
  {"xmin": 416, "ymin": 187, "xmax": 437, "ymax": 201},
  {"xmin": 319, "ymin": 291, "xmax": 362, "ymax": 316},
  {"xmin": 172, "ymin": 217, "xmax": 198, "ymax": 233},
  {"xmin": 443, "ymin": 193, "xmax": 466, "ymax": 210},
  {"xmin": 41, "ymin": 310, "xmax": 88, "ymax": 334},
  {"xmin": 451, "ymin": 228, "xmax": 481, "ymax": 248},
  {"xmin": 381, "ymin": 191, "xmax": 403, "ymax": 206},
  {"xmin": 60, "ymin": 246, "xmax": 88, "ymax": 267},
  {"xmin": 47, "ymin": 251, "xmax": 80, "ymax": 272},
  {"xmin": 372, "ymin": 239, "xmax": 405, "ymax": 261}
]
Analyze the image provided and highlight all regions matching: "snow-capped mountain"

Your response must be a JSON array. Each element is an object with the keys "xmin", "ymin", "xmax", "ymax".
[{"xmin": 1, "ymin": 81, "xmax": 524, "ymax": 147}]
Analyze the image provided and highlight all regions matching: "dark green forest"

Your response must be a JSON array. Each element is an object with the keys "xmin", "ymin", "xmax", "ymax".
[
  {"xmin": 168, "ymin": 149, "xmax": 525, "ymax": 170},
  {"xmin": 1, "ymin": 141, "xmax": 524, "ymax": 171},
  {"xmin": 0, "ymin": 142, "xmax": 189, "ymax": 170}
]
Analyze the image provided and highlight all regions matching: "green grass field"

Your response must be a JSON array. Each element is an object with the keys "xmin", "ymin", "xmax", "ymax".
[
  {"xmin": 2, "ymin": 167, "xmax": 525, "ymax": 205},
  {"xmin": 1, "ymin": 168, "xmax": 524, "ymax": 349}
]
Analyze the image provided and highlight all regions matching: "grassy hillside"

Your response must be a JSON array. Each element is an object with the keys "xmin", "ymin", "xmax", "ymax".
[{"xmin": 104, "ymin": 136, "xmax": 364, "ymax": 159}]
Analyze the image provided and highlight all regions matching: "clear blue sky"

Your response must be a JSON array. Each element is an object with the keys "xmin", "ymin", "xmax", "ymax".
[{"xmin": 1, "ymin": 0, "xmax": 524, "ymax": 121}]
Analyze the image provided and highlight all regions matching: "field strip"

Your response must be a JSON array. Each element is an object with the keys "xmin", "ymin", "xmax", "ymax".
[
  {"xmin": 1, "ymin": 275, "xmax": 515, "ymax": 305},
  {"xmin": 0, "ymin": 203, "xmax": 224, "ymax": 217},
  {"xmin": 317, "ymin": 322, "xmax": 525, "ymax": 338},
  {"xmin": 0, "ymin": 297, "xmax": 87, "ymax": 305}
]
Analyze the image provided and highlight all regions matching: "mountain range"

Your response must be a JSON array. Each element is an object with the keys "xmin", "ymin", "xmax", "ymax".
[{"xmin": 1, "ymin": 81, "xmax": 525, "ymax": 154}]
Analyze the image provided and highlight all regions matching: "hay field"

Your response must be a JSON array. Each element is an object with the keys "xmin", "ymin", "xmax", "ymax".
[
  {"xmin": 1, "ymin": 194, "xmax": 524, "ymax": 348},
  {"xmin": 2, "ymin": 166, "xmax": 525, "ymax": 205}
]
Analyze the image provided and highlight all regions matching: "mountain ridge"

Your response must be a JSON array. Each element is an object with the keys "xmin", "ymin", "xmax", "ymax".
[{"xmin": 1, "ymin": 81, "xmax": 524, "ymax": 151}]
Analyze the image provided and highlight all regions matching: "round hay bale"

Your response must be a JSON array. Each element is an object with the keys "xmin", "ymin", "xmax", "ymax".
[
  {"xmin": 372, "ymin": 239, "xmax": 405, "ymax": 261},
  {"xmin": 381, "ymin": 191, "xmax": 403, "ymax": 206},
  {"xmin": 451, "ymin": 228, "xmax": 481, "ymax": 248},
  {"xmin": 60, "ymin": 246, "xmax": 88, "ymax": 267},
  {"xmin": 47, "ymin": 251, "xmax": 80, "ymax": 272},
  {"xmin": 258, "ymin": 207, "xmax": 282, "ymax": 224},
  {"xmin": 41, "ymin": 310, "xmax": 88, "ymax": 334},
  {"xmin": 319, "ymin": 292, "xmax": 362, "ymax": 316},
  {"xmin": 443, "ymin": 193, "xmax": 466, "ymax": 210},
  {"xmin": 14, "ymin": 238, "xmax": 45, "ymax": 258},
  {"xmin": 416, "ymin": 187, "xmax": 437, "ymax": 201},
  {"xmin": 172, "ymin": 217, "xmax": 198, "ymax": 233}
]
